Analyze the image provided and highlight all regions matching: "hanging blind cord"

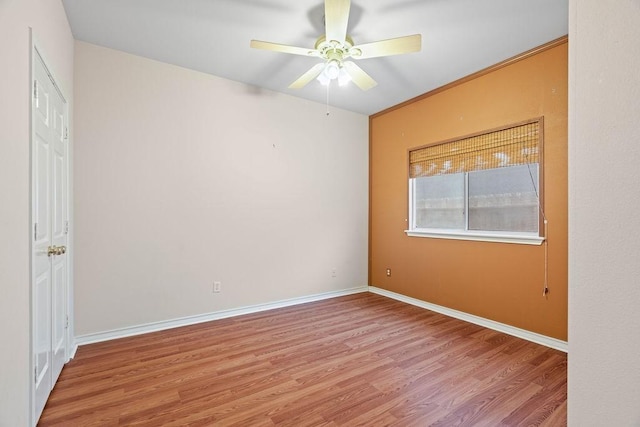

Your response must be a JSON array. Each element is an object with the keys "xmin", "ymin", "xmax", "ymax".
[{"xmin": 525, "ymin": 155, "xmax": 549, "ymax": 297}]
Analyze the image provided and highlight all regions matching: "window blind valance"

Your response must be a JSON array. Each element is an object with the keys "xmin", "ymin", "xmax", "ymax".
[{"xmin": 409, "ymin": 120, "xmax": 541, "ymax": 178}]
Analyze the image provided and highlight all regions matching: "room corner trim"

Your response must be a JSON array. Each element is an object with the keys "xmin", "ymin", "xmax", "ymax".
[
  {"xmin": 368, "ymin": 286, "xmax": 568, "ymax": 353},
  {"xmin": 75, "ymin": 286, "xmax": 369, "ymax": 347},
  {"xmin": 68, "ymin": 343, "xmax": 78, "ymax": 360}
]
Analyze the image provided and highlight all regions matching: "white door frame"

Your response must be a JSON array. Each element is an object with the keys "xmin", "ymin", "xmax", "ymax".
[{"xmin": 30, "ymin": 35, "xmax": 73, "ymax": 427}]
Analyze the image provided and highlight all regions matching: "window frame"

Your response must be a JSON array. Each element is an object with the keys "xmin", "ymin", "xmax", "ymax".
[{"xmin": 405, "ymin": 118, "xmax": 545, "ymax": 246}]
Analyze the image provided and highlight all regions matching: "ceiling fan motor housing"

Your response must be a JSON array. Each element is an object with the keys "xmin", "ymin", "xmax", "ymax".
[{"xmin": 314, "ymin": 35, "xmax": 361, "ymax": 64}]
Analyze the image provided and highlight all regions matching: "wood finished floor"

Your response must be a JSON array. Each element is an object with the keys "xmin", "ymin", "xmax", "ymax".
[{"xmin": 39, "ymin": 293, "xmax": 567, "ymax": 426}]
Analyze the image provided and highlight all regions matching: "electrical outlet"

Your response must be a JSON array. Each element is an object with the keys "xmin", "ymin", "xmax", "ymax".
[
  {"xmin": 386, "ymin": 268, "xmax": 391, "ymax": 277},
  {"xmin": 213, "ymin": 281, "xmax": 221, "ymax": 293},
  {"xmin": 331, "ymin": 268, "xmax": 337, "ymax": 278}
]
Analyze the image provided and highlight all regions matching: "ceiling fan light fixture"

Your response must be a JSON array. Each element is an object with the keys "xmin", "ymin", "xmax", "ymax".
[
  {"xmin": 324, "ymin": 60, "xmax": 340, "ymax": 80},
  {"xmin": 338, "ymin": 67, "xmax": 351, "ymax": 86},
  {"xmin": 317, "ymin": 71, "xmax": 331, "ymax": 86}
]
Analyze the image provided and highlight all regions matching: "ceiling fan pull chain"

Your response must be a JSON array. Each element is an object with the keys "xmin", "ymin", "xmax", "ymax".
[{"xmin": 326, "ymin": 82, "xmax": 331, "ymax": 116}]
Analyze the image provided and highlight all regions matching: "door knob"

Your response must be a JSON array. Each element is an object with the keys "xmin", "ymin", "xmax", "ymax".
[{"xmin": 47, "ymin": 245, "xmax": 67, "ymax": 256}]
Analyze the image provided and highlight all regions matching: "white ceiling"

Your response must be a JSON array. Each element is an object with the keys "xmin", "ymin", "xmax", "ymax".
[{"xmin": 62, "ymin": 0, "xmax": 568, "ymax": 116}]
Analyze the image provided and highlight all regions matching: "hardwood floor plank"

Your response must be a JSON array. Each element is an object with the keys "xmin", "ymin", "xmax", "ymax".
[{"xmin": 38, "ymin": 293, "xmax": 566, "ymax": 426}]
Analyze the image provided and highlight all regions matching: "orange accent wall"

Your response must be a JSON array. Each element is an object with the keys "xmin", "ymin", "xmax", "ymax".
[{"xmin": 369, "ymin": 41, "xmax": 568, "ymax": 340}]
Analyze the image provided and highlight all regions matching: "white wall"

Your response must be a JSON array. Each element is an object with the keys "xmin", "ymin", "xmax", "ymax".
[
  {"xmin": 0, "ymin": 1, "xmax": 74, "ymax": 425},
  {"xmin": 568, "ymin": 1, "xmax": 640, "ymax": 425},
  {"xmin": 73, "ymin": 41, "xmax": 369, "ymax": 336}
]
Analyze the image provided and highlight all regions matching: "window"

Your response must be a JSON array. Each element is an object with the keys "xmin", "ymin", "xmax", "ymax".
[{"xmin": 406, "ymin": 119, "xmax": 544, "ymax": 245}]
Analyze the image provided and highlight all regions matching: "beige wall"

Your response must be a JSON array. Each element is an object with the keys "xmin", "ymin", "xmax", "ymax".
[
  {"xmin": 568, "ymin": 0, "xmax": 640, "ymax": 425},
  {"xmin": 73, "ymin": 41, "xmax": 369, "ymax": 336},
  {"xmin": 0, "ymin": 0, "xmax": 74, "ymax": 425}
]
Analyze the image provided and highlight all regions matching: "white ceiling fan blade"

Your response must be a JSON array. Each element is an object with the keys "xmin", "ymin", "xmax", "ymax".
[
  {"xmin": 352, "ymin": 34, "xmax": 422, "ymax": 59},
  {"xmin": 250, "ymin": 40, "xmax": 316, "ymax": 56},
  {"xmin": 325, "ymin": 0, "xmax": 350, "ymax": 43},
  {"xmin": 288, "ymin": 63, "xmax": 326, "ymax": 89},
  {"xmin": 342, "ymin": 61, "xmax": 377, "ymax": 91}
]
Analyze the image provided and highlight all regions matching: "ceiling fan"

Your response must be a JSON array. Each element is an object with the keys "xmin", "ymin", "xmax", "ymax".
[{"xmin": 250, "ymin": 0, "xmax": 421, "ymax": 91}]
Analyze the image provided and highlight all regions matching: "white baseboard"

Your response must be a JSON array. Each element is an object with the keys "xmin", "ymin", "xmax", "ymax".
[
  {"xmin": 75, "ymin": 286, "xmax": 369, "ymax": 346},
  {"xmin": 74, "ymin": 285, "xmax": 567, "ymax": 353},
  {"xmin": 368, "ymin": 286, "xmax": 568, "ymax": 353}
]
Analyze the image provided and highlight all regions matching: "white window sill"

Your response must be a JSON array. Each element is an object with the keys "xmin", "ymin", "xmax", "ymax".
[{"xmin": 404, "ymin": 229, "xmax": 544, "ymax": 245}]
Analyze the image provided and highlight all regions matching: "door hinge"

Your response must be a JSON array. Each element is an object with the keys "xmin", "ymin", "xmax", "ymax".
[
  {"xmin": 34, "ymin": 365, "xmax": 37, "ymax": 383},
  {"xmin": 65, "ymin": 220, "xmax": 69, "ymax": 235},
  {"xmin": 65, "ymin": 315, "xmax": 69, "ymax": 329},
  {"xmin": 34, "ymin": 223, "xmax": 38, "ymax": 241},
  {"xmin": 33, "ymin": 80, "xmax": 38, "ymax": 102},
  {"xmin": 64, "ymin": 127, "xmax": 69, "ymax": 140}
]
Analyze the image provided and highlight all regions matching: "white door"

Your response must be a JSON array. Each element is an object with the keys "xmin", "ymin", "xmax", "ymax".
[{"xmin": 32, "ymin": 47, "xmax": 69, "ymax": 422}]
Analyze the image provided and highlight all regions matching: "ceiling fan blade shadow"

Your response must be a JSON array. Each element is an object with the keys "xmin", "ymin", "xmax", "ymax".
[
  {"xmin": 372, "ymin": 56, "xmax": 420, "ymax": 93},
  {"xmin": 250, "ymin": 40, "xmax": 317, "ymax": 56},
  {"xmin": 289, "ymin": 63, "xmax": 326, "ymax": 89},
  {"xmin": 220, "ymin": 0, "xmax": 291, "ymax": 12},
  {"xmin": 307, "ymin": 2, "xmax": 363, "ymax": 38},
  {"xmin": 343, "ymin": 61, "xmax": 377, "ymax": 91},
  {"xmin": 378, "ymin": 0, "xmax": 446, "ymax": 13},
  {"xmin": 352, "ymin": 34, "xmax": 421, "ymax": 59},
  {"xmin": 325, "ymin": 0, "xmax": 350, "ymax": 42}
]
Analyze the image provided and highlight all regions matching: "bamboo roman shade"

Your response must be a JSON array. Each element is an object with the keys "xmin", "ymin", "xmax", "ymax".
[{"xmin": 409, "ymin": 120, "xmax": 541, "ymax": 178}]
